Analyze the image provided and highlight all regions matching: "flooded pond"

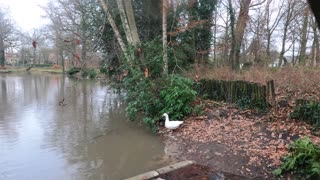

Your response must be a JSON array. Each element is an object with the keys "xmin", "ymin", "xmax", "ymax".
[{"xmin": 0, "ymin": 73, "xmax": 169, "ymax": 180}]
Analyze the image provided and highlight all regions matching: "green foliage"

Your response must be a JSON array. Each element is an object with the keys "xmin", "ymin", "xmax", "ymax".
[
  {"xmin": 122, "ymin": 68, "xmax": 196, "ymax": 130},
  {"xmin": 160, "ymin": 75, "xmax": 197, "ymax": 120},
  {"xmin": 236, "ymin": 96, "xmax": 267, "ymax": 110},
  {"xmin": 274, "ymin": 137, "xmax": 320, "ymax": 179},
  {"xmin": 134, "ymin": 0, "xmax": 162, "ymax": 42},
  {"xmin": 0, "ymin": 49, "xmax": 4, "ymax": 67},
  {"xmin": 168, "ymin": 0, "xmax": 216, "ymax": 63},
  {"xmin": 80, "ymin": 68, "xmax": 98, "ymax": 79},
  {"xmin": 122, "ymin": 69, "xmax": 164, "ymax": 130},
  {"xmin": 99, "ymin": 64, "xmax": 108, "ymax": 74},
  {"xmin": 81, "ymin": 69, "xmax": 89, "ymax": 78},
  {"xmin": 236, "ymin": 96, "xmax": 251, "ymax": 109},
  {"xmin": 291, "ymin": 102, "xmax": 320, "ymax": 127},
  {"xmin": 67, "ymin": 67, "xmax": 80, "ymax": 76},
  {"xmin": 193, "ymin": 104, "xmax": 206, "ymax": 116},
  {"xmin": 88, "ymin": 68, "xmax": 97, "ymax": 79},
  {"xmin": 141, "ymin": 37, "xmax": 163, "ymax": 78},
  {"xmin": 105, "ymin": 36, "xmax": 198, "ymax": 131}
]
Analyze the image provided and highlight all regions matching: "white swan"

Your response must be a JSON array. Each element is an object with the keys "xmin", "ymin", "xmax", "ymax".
[{"xmin": 163, "ymin": 113, "xmax": 183, "ymax": 130}]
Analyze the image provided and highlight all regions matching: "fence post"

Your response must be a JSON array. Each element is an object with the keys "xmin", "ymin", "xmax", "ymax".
[{"xmin": 267, "ymin": 80, "xmax": 276, "ymax": 111}]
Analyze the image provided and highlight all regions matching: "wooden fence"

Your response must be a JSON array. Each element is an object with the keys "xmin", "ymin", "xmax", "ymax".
[{"xmin": 195, "ymin": 79, "xmax": 271, "ymax": 109}]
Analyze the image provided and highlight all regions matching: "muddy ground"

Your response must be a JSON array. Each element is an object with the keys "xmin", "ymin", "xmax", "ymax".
[{"xmin": 158, "ymin": 100, "xmax": 320, "ymax": 179}]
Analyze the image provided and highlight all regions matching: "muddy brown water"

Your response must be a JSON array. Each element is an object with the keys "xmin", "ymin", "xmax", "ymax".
[{"xmin": 0, "ymin": 73, "xmax": 169, "ymax": 180}]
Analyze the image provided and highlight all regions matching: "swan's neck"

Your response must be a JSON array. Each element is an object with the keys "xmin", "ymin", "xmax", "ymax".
[{"xmin": 165, "ymin": 115, "xmax": 169, "ymax": 123}]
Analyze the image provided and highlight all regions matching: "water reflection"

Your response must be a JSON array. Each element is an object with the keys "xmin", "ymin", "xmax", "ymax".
[{"xmin": 0, "ymin": 73, "xmax": 168, "ymax": 180}]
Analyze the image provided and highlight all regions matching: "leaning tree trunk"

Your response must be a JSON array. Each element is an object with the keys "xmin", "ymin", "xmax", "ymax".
[
  {"xmin": 124, "ymin": 0, "xmax": 145, "ymax": 66},
  {"xmin": 117, "ymin": 0, "xmax": 133, "ymax": 45},
  {"xmin": 98, "ymin": 0, "xmax": 129, "ymax": 62},
  {"xmin": 124, "ymin": 0, "xmax": 140, "ymax": 46}
]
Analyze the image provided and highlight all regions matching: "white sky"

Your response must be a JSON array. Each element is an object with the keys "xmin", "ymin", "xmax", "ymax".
[{"xmin": 0, "ymin": 0, "xmax": 48, "ymax": 32}]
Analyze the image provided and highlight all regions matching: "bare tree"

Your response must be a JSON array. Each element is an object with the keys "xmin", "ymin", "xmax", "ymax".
[
  {"xmin": 45, "ymin": 0, "xmax": 102, "ymax": 69},
  {"xmin": 229, "ymin": 0, "xmax": 267, "ymax": 70},
  {"xmin": 264, "ymin": 0, "xmax": 285, "ymax": 64},
  {"xmin": 278, "ymin": 0, "xmax": 299, "ymax": 67},
  {"xmin": 0, "ymin": 8, "xmax": 15, "ymax": 68}
]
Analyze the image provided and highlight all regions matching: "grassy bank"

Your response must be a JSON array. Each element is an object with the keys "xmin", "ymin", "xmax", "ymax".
[{"xmin": 1, "ymin": 66, "xmax": 63, "ymax": 73}]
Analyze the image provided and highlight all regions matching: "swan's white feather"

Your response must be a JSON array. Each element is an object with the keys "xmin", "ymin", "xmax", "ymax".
[{"xmin": 163, "ymin": 113, "xmax": 183, "ymax": 130}]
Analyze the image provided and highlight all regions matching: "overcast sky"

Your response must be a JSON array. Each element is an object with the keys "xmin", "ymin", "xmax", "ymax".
[{"xmin": 0, "ymin": 0, "xmax": 48, "ymax": 32}]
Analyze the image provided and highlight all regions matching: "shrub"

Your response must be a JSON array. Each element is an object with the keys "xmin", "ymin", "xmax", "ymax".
[
  {"xmin": 99, "ymin": 64, "xmax": 108, "ymax": 74},
  {"xmin": 67, "ymin": 67, "xmax": 80, "ymax": 76},
  {"xmin": 122, "ymin": 71, "xmax": 196, "ymax": 131},
  {"xmin": 112, "ymin": 38, "xmax": 198, "ymax": 131},
  {"xmin": 122, "ymin": 69, "xmax": 164, "ymax": 132},
  {"xmin": 81, "ymin": 69, "xmax": 89, "ymax": 78},
  {"xmin": 290, "ymin": 102, "xmax": 320, "ymax": 127},
  {"xmin": 274, "ymin": 137, "xmax": 320, "ymax": 179},
  {"xmin": 160, "ymin": 75, "xmax": 197, "ymax": 120},
  {"xmin": 193, "ymin": 104, "xmax": 206, "ymax": 116},
  {"xmin": 236, "ymin": 96, "xmax": 267, "ymax": 110},
  {"xmin": 88, "ymin": 68, "xmax": 97, "ymax": 79},
  {"xmin": 79, "ymin": 68, "xmax": 97, "ymax": 79},
  {"xmin": 236, "ymin": 96, "xmax": 251, "ymax": 109}
]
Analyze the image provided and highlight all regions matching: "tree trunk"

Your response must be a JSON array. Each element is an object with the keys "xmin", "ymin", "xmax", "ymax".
[
  {"xmin": 124, "ymin": 0, "xmax": 140, "ymax": 46},
  {"xmin": 316, "ymin": 32, "xmax": 320, "ymax": 67},
  {"xmin": 223, "ymin": 13, "xmax": 230, "ymax": 66},
  {"xmin": 292, "ymin": 31, "xmax": 296, "ymax": 65},
  {"xmin": 0, "ymin": 40, "xmax": 4, "ymax": 68},
  {"xmin": 278, "ymin": 1, "xmax": 297, "ymax": 67},
  {"xmin": 278, "ymin": 33, "xmax": 286, "ymax": 67},
  {"xmin": 162, "ymin": 0, "xmax": 168, "ymax": 75},
  {"xmin": 33, "ymin": 47, "xmax": 36, "ymax": 67},
  {"xmin": 62, "ymin": 55, "xmax": 65, "ymax": 73},
  {"xmin": 213, "ymin": 11, "xmax": 217, "ymax": 65},
  {"xmin": 266, "ymin": 33, "xmax": 271, "ymax": 65},
  {"xmin": 311, "ymin": 17, "xmax": 320, "ymax": 66},
  {"xmin": 228, "ymin": 0, "xmax": 236, "ymax": 68},
  {"xmin": 117, "ymin": 0, "xmax": 133, "ymax": 45},
  {"xmin": 279, "ymin": 22, "xmax": 289, "ymax": 67},
  {"xmin": 59, "ymin": 50, "xmax": 64, "ymax": 72},
  {"xmin": 98, "ymin": 0, "xmax": 129, "ymax": 61},
  {"xmin": 124, "ymin": 0, "xmax": 145, "ymax": 66},
  {"xmin": 81, "ymin": 38, "xmax": 87, "ymax": 68},
  {"xmin": 299, "ymin": 7, "xmax": 309, "ymax": 66},
  {"xmin": 230, "ymin": 0, "xmax": 251, "ymax": 71}
]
